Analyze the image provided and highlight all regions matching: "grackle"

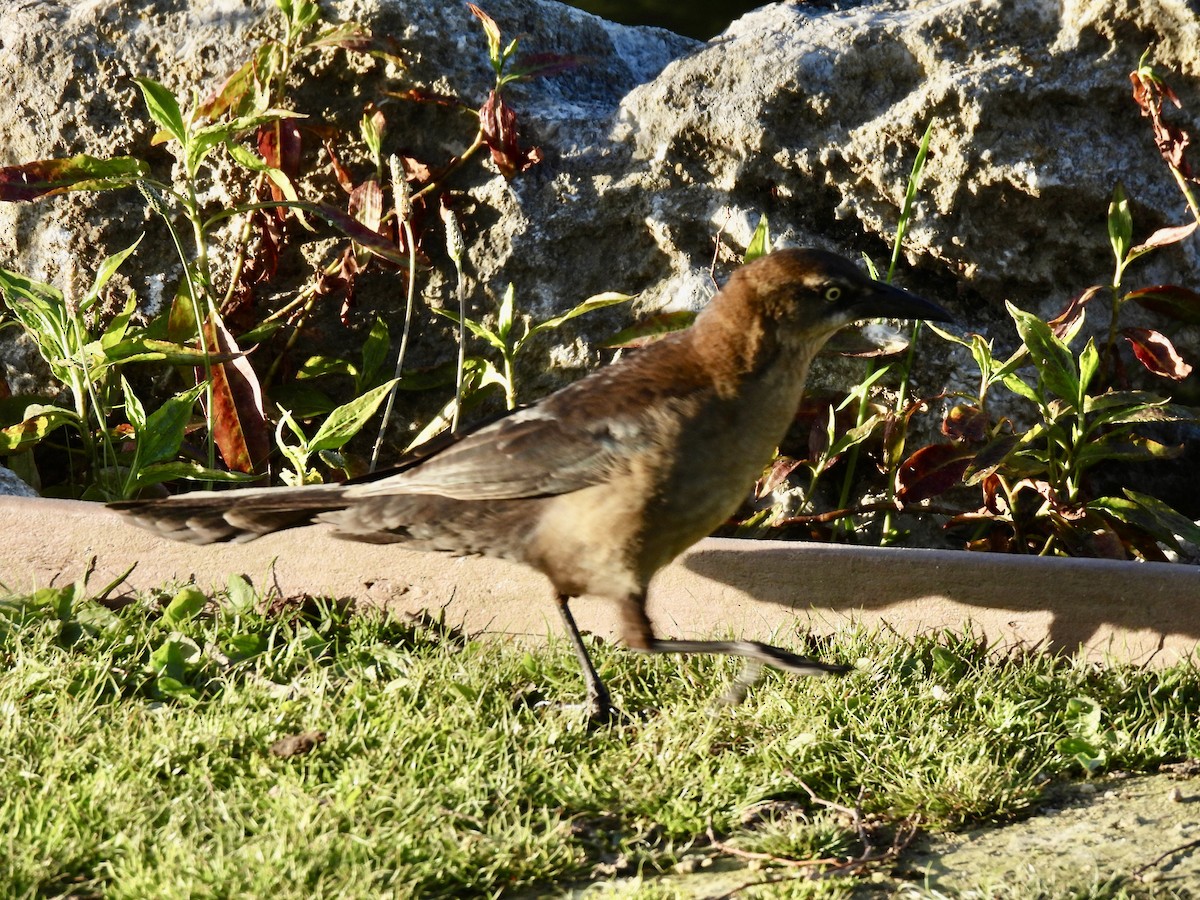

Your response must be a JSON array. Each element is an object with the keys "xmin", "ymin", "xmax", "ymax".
[{"xmin": 112, "ymin": 248, "xmax": 953, "ymax": 720}]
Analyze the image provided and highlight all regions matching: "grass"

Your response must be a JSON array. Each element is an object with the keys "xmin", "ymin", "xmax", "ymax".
[{"xmin": 2, "ymin": 586, "xmax": 1200, "ymax": 898}]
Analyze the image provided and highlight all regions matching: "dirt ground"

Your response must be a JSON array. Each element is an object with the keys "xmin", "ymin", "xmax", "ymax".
[{"xmin": 571, "ymin": 772, "xmax": 1200, "ymax": 897}]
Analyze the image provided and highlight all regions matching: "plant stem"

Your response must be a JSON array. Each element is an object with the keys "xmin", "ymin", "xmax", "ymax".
[{"xmin": 371, "ymin": 158, "xmax": 419, "ymax": 472}]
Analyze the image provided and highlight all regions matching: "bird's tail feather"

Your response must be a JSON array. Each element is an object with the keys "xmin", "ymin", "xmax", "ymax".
[{"xmin": 109, "ymin": 485, "xmax": 351, "ymax": 545}]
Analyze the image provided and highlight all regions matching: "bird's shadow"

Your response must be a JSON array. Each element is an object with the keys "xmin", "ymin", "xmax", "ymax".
[{"xmin": 682, "ymin": 541, "xmax": 1200, "ymax": 659}]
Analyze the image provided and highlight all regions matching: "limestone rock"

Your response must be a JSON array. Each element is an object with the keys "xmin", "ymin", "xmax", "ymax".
[
  {"xmin": 0, "ymin": 465, "xmax": 38, "ymax": 498},
  {"xmin": 1, "ymin": 0, "xmax": 1198, "ymax": 422}
]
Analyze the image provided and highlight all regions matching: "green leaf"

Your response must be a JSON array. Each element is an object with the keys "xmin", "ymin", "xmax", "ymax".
[
  {"xmin": 82, "ymin": 235, "xmax": 144, "ymax": 314},
  {"xmin": 1055, "ymin": 736, "xmax": 1106, "ymax": 774},
  {"xmin": 817, "ymin": 414, "xmax": 882, "ymax": 472},
  {"xmin": 226, "ymin": 573, "xmax": 258, "ymax": 615},
  {"xmin": 135, "ymin": 78, "xmax": 188, "ymax": 147},
  {"xmin": 602, "ymin": 310, "xmax": 695, "ymax": 348},
  {"xmin": 163, "ymin": 586, "xmax": 209, "ymax": 628},
  {"xmin": 308, "ymin": 378, "xmax": 400, "ymax": 453},
  {"xmin": 745, "ymin": 215, "xmax": 771, "ymax": 263},
  {"xmin": 187, "ymin": 110, "xmax": 304, "ymax": 179},
  {"xmin": 931, "ymin": 645, "xmax": 965, "ymax": 679},
  {"xmin": 998, "ymin": 371, "xmax": 1039, "ymax": 404},
  {"xmin": 74, "ymin": 602, "xmax": 122, "ymax": 635},
  {"xmin": 135, "ymin": 384, "xmax": 205, "ymax": 467},
  {"xmin": 1084, "ymin": 391, "xmax": 1200, "ymax": 427},
  {"xmin": 1091, "ymin": 495, "xmax": 1181, "ymax": 550},
  {"xmin": 893, "ymin": 119, "xmax": 935, "ymax": 260},
  {"xmin": 100, "ymin": 294, "xmax": 138, "ymax": 352},
  {"xmin": 469, "ymin": 3, "xmax": 503, "ymax": 71},
  {"xmin": 224, "ymin": 632, "xmax": 267, "ymax": 663},
  {"xmin": 270, "ymin": 382, "xmax": 336, "ymax": 418},
  {"xmin": 360, "ymin": 111, "xmax": 383, "ymax": 165},
  {"xmin": 225, "ymin": 141, "xmax": 270, "ymax": 172},
  {"xmin": 150, "ymin": 637, "xmax": 187, "ymax": 680},
  {"xmin": 523, "ymin": 292, "xmax": 635, "ymax": 344},
  {"xmin": 966, "ymin": 334, "xmax": 1000, "ymax": 383},
  {"xmin": 360, "ymin": 318, "xmax": 390, "ymax": 388},
  {"xmin": 962, "ymin": 431, "xmax": 1033, "ymax": 483},
  {"xmin": 97, "ymin": 337, "xmax": 241, "ymax": 368},
  {"xmin": 298, "ymin": 355, "xmax": 357, "ymax": 380},
  {"xmin": 431, "ymin": 306, "xmax": 506, "ymax": 351},
  {"xmin": 154, "ymin": 674, "xmax": 199, "ymax": 701},
  {"xmin": 0, "ymin": 266, "xmax": 65, "ymax": 312},
  {"xmin": 121, "ymin": 376, "xmax": 146, "ymax": 431},
  {"xmin": 1006, "ymin": 302, "xmax": 1079, "ymax": 405},
  {"xmin": 0, "ymin": 405, "xmax": 81, "ymax": 452},
  {"xmin": 1078, "ymin": 338, "xmax": 1100, "ymax": 397},
  {"xmin": 1107, "ymin": 182, "xmax": 1132, "ymax": 266},
  {"xmin": 497, "ymin": 283, "xmax": 516, "ymax": 344},
  {"xmin": 1121, "ymin": 489, "xmax": 1200, "ymax": 546},
  {"xmin": 131, "ymin": 460, "xmax": 257, "ymax": 488},
  {"xmin": 1075, "ymin": 433, "xmax": 1182, "ymax": 468},
  {"xmin": 1065, "ymin": 695, "xmax": 1103, "ymax": 737}
]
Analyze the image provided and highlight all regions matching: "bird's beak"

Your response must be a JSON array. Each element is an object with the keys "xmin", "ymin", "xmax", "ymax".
[{"xmin": 848, "ymin": 280, "xmax": 955, "ymax": 324}]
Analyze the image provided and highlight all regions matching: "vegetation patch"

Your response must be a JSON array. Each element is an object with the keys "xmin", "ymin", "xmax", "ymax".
[{"xmin": 3, "ymin": 579, "xmax": 1199, "ymax": 897}]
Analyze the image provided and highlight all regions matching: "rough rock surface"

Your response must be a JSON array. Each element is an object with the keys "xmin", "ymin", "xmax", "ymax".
[
  {"xmin": 0, "ymin": 466, "xmax": 37, "ymax": 498},
  {"xmin": 1, "ymin": 0, "xmax": 1198, "ymax": 445}
]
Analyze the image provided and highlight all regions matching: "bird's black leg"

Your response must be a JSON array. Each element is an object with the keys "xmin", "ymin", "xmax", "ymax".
[
  {"xmin": 555, "ymin": 593, "xmax": 613, "ymax": 723},
  {"xmin": 646, "ymin": 638, "xmax": 851, "ymax": 677},
  {"xmin": 617, "ymin": 597, "xmax": 849, "ymax": 705}
]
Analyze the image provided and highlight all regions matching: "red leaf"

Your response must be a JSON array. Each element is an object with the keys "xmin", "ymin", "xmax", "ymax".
[
  {"xmin": 196, "ymin": 57, "xmax": 259, "ymax": 122},
  {"xmin": 602, "ymin": 310, "xmax": 695, "ymax": 348},
  {"xmin": 200, "ymin": 314, "xmax": 270, "ymax": 476},
  {"xmin": 322, "ymin": 139, "xmax": 356, "ymax": 194},
  {"xmin": 0, "ymin": 155, "xmax": 148, "ymax": 202},
  {"xmin": 980, "ymin": 472, "xmax": 1004, "ymax": 514},
  {"xmin": 941, "ymin": 404, "xmax": 988, "ymax": 443},
  {"xmin": 467, "ymin": 3, "xmax": 502, "ymax": 54},
  {"xmin": 756, "ymin": 456, "xmax": 805, "ymax": 498},
  {"xmin": 1047, "ymin": 285, "xmax": 1104, "ymax": 339},
  {"xmin": 258, "ymin": 119, "xmax": 302, "ymax": 179},
  {"xmin": 386, "ymin": 88, "xmax": 469, "ymax": 109},
  {"xmin": 395, "ymin": 154, "xmax": 432, "ymax": 185},
  {"xmin": 506, "ymin": 52, "xmax": 586, "ymax": 81},
  {"xmin": 222, "ymin": 197, "xmax": 283, "ymax": 321},
  {"xmin": 348, "ymin": 178, "xmax": 384, "ymax": 234},
  {"xmin": 257, "ymin": 120, "xmax": 302, "ymax": 218},
  {"xmin": 896, "ymin": 443, "xmax": 973, "ymax": 503},
  {"xmin": 1122, "ymin": 327, "xmax": 1194, "ymax": 380},
  {"xmin": 478, "ymin": 91, "xmax": 543, "ymax": 179},
  {"xmin": 1130, "ymin": 69, "xmax": 1196, "ymax": 180},
  {"xmin": 1130, "ymin": 221, "xmax": 1198, "ymax": 254},
  {"xmin": 881, "ymin": 395, "xmax": 934, "ymax": 472},
  {"xmin": 1125, "ymin": 284, "xmax": 1200, "ymax": 325}
]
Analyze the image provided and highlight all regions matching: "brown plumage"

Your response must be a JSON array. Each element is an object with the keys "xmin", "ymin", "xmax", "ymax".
[{"xmin": 111, "ymin": 248, "xmax": 953, "ymax": 719}]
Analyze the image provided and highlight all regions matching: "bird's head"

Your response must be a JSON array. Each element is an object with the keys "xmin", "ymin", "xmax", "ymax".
[{"xmin": 729, "ymin": 248, "xmax": 954, "ymax": 344}]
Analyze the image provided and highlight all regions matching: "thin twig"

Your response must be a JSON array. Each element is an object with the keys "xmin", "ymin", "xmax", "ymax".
[
  {"xmin": 1132, "ymin": 836, "xmax": 1200, "ymax": 878},
  {"xmin": 705, "ymin": 820, "xmax": 840, "ymax": 870},
  {"xmin": 370, "ymin": 156, "xmax": 419, "ymax": 471}
]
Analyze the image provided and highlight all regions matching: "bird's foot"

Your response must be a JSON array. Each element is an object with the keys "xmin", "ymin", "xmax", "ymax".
[
  {"xmin": 741, "ymin": 640, "xmax": 852, "ymax": 677},
  {"xmin": 584, "ymin": 684, "xmax": 617, "ymax": 726},
  {"xmin": 716, "ymin": 659, "xmax": 764, "ymax": 707},
  {"xmin": 639, "ymin": 637, "xmax": 851, "ymax": 709}
]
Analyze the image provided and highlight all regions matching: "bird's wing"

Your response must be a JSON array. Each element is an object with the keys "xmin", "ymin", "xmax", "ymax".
[
  {"xmin": 347, "ymin": 403, "xmax": 658, "ymax": 501},
  {"xmin": 347, "ymin": 363, "xmax": 698, "ymax": 502}
]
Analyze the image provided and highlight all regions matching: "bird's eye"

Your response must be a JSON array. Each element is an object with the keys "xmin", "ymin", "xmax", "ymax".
[{"xmin": 823, "ymin": 285, "xmax": 842, "ymax": 302}]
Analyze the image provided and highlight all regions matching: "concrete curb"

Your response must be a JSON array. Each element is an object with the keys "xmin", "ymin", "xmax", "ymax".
[{"xmin": 2, "ymin": 496, "xmax": 1198, "ymax": 664}]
